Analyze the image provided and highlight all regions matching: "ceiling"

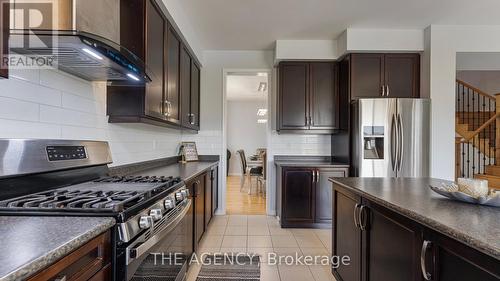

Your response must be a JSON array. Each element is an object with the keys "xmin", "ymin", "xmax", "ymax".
[
  {"xmin": 227, "ymin": 74, "xmax": 268, "ymax": 101},
  {"xmin": 179, "ymin": 0, "xmax": 500, "ymax": 50}
]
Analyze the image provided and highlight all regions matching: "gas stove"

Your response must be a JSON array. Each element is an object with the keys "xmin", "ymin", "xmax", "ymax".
[{"xmin": 0, "ymin": 139, "xmax": 194, "ymax": 280}]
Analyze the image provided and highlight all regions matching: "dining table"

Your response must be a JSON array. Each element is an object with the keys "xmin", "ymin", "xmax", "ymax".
[{"xmin": 246, "ymin": 155, "xmax": 264, "ymax": 195}]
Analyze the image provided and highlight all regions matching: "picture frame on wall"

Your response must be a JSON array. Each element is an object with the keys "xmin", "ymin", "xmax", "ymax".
[{"xmin": 181, "ymin": 142, "xmax": 199, "ymax": 162}]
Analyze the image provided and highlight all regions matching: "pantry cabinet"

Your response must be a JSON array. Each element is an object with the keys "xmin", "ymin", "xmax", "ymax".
[
  {"xmin": 277, "ymin": 61, "xmax": 339, "ymax": 134},
  {"xmin": 107, "ymin": 0, "xmax": 200, "ymax": 131}
]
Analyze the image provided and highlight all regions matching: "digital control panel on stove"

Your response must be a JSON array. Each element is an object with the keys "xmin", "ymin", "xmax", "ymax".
[{"xmin": 46, "ymin": 146, "xmax": 87, "ymax": 161}]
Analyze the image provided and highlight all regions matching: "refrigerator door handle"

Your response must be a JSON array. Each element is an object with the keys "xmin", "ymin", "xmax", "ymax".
[
  {"xmin": 397, "ymin": 114, "xmax": 404, "ymax": 173},
  {"xmin": 391, "ymin": 114, "xmax": 398, "ymax": 172}
]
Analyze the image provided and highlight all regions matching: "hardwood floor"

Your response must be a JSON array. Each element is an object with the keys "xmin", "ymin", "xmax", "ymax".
[{"xmin": 226, "ymin": 176, "xmax": 266, "ymax": 215}]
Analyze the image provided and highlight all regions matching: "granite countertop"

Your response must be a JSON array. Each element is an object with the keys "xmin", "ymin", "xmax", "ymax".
[
  {"xmin": 125, "ymin": 161, "xmax": 219, "ymax": 182},
  {"xmin": 0, "ymin": 216, "xmax": 115, "ymax": 281},
  {"xmin": 329, "ymin": 177, "xmax": 500, "ymax": 260}
]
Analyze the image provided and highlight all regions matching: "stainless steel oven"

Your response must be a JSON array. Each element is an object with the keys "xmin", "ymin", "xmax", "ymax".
[{"xmin": 117, "ymin": 196, "xmax": 194, "ymax": 281}]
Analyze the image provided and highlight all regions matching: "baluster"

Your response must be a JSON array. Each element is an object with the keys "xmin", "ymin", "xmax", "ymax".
[{"xmin": 482, "ymin": 95, "xmax": 486, "ymax": 174}]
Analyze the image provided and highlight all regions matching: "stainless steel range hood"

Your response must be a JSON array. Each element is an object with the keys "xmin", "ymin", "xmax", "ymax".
[{"xmin": 8, "ymin": 0, "xmax": 152, "ymax": 83}]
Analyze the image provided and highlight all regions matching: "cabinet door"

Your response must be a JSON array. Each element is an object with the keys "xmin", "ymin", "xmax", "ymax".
[
  {"xmin": 363, "ymin": 201, "xmax": 421, "ymax": 281},
  {"xmin": 190, "ymin": 61, "xmax": 201, "ymax": 130},
  {"xmin": 279, "ymin": 63, "xmax": 309, "ymax": 130},
  {"xmin": 350, "ymin": 54, "xmax": 385, "ymax": 99},
  {"xmin": 315, "ymin": 168, "xmax": 347, "ymax": 223},
  {"xmin": 1, "ymin": 0, "xmax": 8, "ymax": 78},
  {"xmin": 310, "ymin": 62, "xmax": 339, "ymax": 130},
  {"xmin": 204, "ymin": 169, "xmax": 212, "ymax": 227},
  {"xmin": 282, "ymin": 168, "xmax": 315, "ymax": 225},
  {"xmin": 144, "ymin": 0, "xmax": 165, "ymax": 119},
  {"xmin": 211, "ymin": 167, "xmax": 218, "ymax": 214},
  {"xmin": 332, "ymin": 184, "xmax": 362, "ymax": 281},
  {"xmin": 180, "ymin": 46, "xmax": 192, "ymax": 128},
  {"xmin": 194, "ymin": 175, "xmax": 205, "ymax": 245},
  {"xmin": 166, "ymin": 26, "xmax": 181, "ymax": 123},
  {"xmin": 384, "ymin": 54, "xmax": 420, "ymax": 98},
  {"xmin": 426, "ymin": 231, "xmax": 500, "ymax": 281}
]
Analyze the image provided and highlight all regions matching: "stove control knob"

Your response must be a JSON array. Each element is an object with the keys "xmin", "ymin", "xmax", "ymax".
[
  {"xmin": 175, "ymin": 192, "xmax": 183, "ymax": 201},
  {"xmin": 149, "ymin": 209, "xmax": 163, "ymax": 221},
  {"xmin": 139, "ymin": 216, "xmax": 153, "ymax": 229},
  {"xmin": 164, "ymin": 198, "xmax": 175, "ymax": 210},
  {"xmin": 180, "ymin": 189, "xmax": 189, "ymax": 198}
]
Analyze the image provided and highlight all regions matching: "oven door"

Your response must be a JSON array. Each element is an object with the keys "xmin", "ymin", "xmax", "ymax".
[{"xmin": 124, "ymin": 199, "xmax": 193, "ymax": 281}]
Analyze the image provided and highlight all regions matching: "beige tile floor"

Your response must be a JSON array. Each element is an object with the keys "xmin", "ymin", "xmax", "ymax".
[{"xmin": 186, "ymin": 215, "xmax": 336, "ymax": 281}]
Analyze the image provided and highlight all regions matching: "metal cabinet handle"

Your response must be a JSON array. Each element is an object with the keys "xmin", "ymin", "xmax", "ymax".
[
  {"xmin": 359, "ymin": 205, "xmax": 367, "ymax": 231},
  {"xmin": 386, "ymin": 85, "xmax": 390, "ymax": 97},
  {"xmin": 381, "ymin": 85, "xmax": 386, "ymax": 97},
  {"xmin": 316, "ymin": 170, "xmax": 320, "ymax": 182},
  {"xmin": 353, "ymin": 204, "xmax": 360, "ymax": 228},
  {"xmin": 54, "ymin": 276, "xmax": 67, "ymax": 281},
  {"xmin": 421, "ymin": 240, "xmax": 432, "ymax": 280}
]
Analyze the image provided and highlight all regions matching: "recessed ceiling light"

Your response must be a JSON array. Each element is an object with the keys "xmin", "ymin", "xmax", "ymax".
[
  {"xmin": 82, "ymin": 48, "xmax": 103, "ymax": 60},
  {"xmin": 258, "ymin": 82, "xmax": 268, "ymax": 92},
  {"xmin": 257, "ymin": 109, "xmax": 268, "ymax": 116},
  {"xmin": 257, "ymin": 72, "xmax": 267, "ymax": 77},
  {"xmin": 257, "ymin": 119, "xmax": 268, "ymax": 124}
]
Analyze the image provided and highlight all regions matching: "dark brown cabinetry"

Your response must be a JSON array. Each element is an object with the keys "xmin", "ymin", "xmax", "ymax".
[
  {"xmin": 346, "ymin": 53, "xmax": 420, "ymax": 100},
  {"xmin": 180, "ymin": 48, "xmax": 201, "ymax": 131},
  {"xmin": 277, "ymin": 62, "xmax": 338, "ymax": 134},
  {"xmin": 1, "ymin": 0, "xmax": 9, "ymax": 78},
  {"xmin": 277, "ymin": 165, "xmax": 347, "ymax": 228},
  {"xmin": 28, "ymin": 231, "xmax": 111, "ymax": 281},
  {"xmin": 331, "ymin": 183, "xmax": 500, "ymax": 281},
  {"xmin": 192, "ymin": 174, "xmax": 205, "ymax": 246},
  {"xmin": 107, "ymin": 0, "xmax": 200, "ymax": 130},
  {"xmin": 204, "ymin": 168, "xmax": 213, "ymax": 227}
]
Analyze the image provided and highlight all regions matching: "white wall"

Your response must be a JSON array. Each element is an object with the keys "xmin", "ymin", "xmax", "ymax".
[
  {"xmin": 275, "ymin": 40, "xmax": 339, "ymax": 63},
  {"xmin": 227, "ymin": 100, "xmax": 267, "ymax": 175},
  {"xmin": 343, "ymin": 28, "xmax": 424, "ymax": 54},
  {"xmin": 457, "ymin": 52, "xmax": 500, "ymax": 71},
  {"xmin": 425, "ymin": 25, "xmax": 500, "ymax": 180},
  {"xmin": 0, "ymin": 69, "xmax": 183, "ymax": 167},
  {"xmin": 457, "ymin": 71, "xmax": 500, "ymax": 96}
]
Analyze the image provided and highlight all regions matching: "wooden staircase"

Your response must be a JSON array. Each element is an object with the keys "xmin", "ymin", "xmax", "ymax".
[{"xmin": 455, "ymin": 79, "xmax": 500, "ymax": 190}]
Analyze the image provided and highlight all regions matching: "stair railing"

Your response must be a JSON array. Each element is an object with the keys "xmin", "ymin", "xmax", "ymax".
[{"xmin": 455, "ymin": 79, "xmax": 497, "ymax": 178}]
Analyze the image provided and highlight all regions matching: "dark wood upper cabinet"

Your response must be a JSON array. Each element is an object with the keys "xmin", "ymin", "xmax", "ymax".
[
  {"xmin": 107, "ymin": 0, "xmax": 200, "ymax": 130},
  {"xmin": 350, "ymin": 54, "xmax": 385, "ymax": 99},
  {"xmin": 166, "ymin": 26, "xmax": 181, "ymax": 123},
  {"xmin": 180, "ymin": 47, "xmax": 191, "ymax": 128},
  {"xmin": 278, "ymin": 62, "xmax": 310, "ymax": 131},
  {"xmin": 190, "ymin": 61, "xmax": 201, "ymax": 130},
  {"xmin": 310, "ymin": 62, "xmax": 339, "ymax": 130},
  {"xmin": 1, "ymin": 0, "xmax": 9, "ymax": 79},
  {"xmin": 347, "ymin": 53, "xmax": 420, "ymax": 100},
  {"xmin": 144, "ymin": 0, "xmax": 166, "ymax": 119},
  {"xmin": 384, "ymin": 54, "xmax": 420, "ymax": 99},
  {"xmin": 278, "ymin": 61, "xmax": 339, "ymax": 134}
]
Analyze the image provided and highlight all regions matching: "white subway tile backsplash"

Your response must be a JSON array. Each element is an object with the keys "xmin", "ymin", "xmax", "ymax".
[
  {"xmin": 62, "ymin": 93, "xmax": 105, "ymax": 115},
  {"xmin": 39, "ymin": 70, "xmax": 94, "ymax": 98},
  {"xmin": 0, "ymin": 97, "xmax": 39, "ymax": 122},
  {"xmin": 40, "ymin": 105, "xmax": 107, "ymax": 128},
  {"xmin": 0, "ymin": 78, "xmax": 62, "ymax": 106},
  {"xmin": 60, "ymin": 125, "xmax": 107, "ymax": 140},
  {"xmin": 9, "ymin": 69, "xmax": 40, "ymax": 84},
  {"xmin": 0, "ymin": 119, "xmax": 61, "ymax": 139}
]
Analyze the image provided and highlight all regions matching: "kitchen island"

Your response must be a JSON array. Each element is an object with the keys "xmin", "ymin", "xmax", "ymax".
[{"xmin": 329, "ymin": 177, "xmax": 500, "ymax": 281}]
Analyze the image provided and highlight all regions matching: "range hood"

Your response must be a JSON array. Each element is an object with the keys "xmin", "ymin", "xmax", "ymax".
[{"xmin": 8, "ymin": 0, "xmax": 152, "ymax": 83}]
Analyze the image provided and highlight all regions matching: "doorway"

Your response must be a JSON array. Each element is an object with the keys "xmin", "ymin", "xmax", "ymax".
[{"xmin": 224, "ymin": 71, "xmax": 269, "ymax": 215}]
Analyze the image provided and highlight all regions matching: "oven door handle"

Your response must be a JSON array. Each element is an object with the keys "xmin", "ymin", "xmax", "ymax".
[{"xmin": 126, "ymin": 199, "xmax": 192, "ymax": 265}]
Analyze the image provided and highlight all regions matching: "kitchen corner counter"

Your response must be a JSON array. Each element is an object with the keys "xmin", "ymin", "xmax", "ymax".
[
  {"xmin": 0, "ymin": 216, "xmax": 115, "ymax": 281},
  {"xmin": 124, "ymin": 161, "xmax": 219, "ymax": 182},
  {"xmin": 274, "ymin": 155, "xmax": 349, "ymax": 168},
  {"xmin": 329, "ymin": 177, "xmax": 500, "ymax": 260}
]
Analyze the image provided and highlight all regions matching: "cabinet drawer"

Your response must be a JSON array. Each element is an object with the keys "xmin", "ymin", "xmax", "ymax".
[{"xmin": 28, "ymin": 231, "xmax": 111, "ymax": 281}]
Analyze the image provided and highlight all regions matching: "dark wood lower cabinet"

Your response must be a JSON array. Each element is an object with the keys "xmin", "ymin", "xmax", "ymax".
[
  {"xmin": 278, "ymin": 166, "xmax": 348, "ymax": 228},
  {"xmin": 1, "ymin": 0, "xmax": 9, "ymax": 79},
  {"xmin": 332, "ymin": 183, "xmax": 500, "ymax": 281},
  {"xmin": 205, "ymin": 169, "xmax": 213, "ymax": 227},
  {"xmin": 28, "ymin": 231, "xmax": 111, "ymax": 281},
  {"xmin": 193, "ymin": 174, "xmax": 205, "ymax": 246}
]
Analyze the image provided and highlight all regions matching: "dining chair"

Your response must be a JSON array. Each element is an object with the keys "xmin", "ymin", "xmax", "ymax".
[
  {"xmin": 257, "ymin": 152, "xmax": 267, "ymax": 197},
  {"xmin": 237, "ymin": 150, "xmax": 261, "ymax": 194}
]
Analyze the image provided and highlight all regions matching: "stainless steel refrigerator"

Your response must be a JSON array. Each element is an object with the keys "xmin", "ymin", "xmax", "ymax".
[{"xmin": 352, "ymin": 99, "xmax": 430, "ymax": 178}]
